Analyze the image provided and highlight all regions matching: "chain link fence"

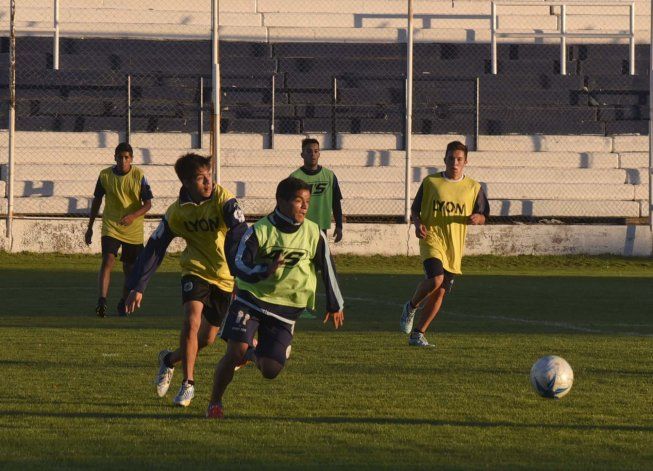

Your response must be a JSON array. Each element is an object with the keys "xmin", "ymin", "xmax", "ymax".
[{"xmin": 0, "ymin": 0, "xmax": 651, "ymax": 226}]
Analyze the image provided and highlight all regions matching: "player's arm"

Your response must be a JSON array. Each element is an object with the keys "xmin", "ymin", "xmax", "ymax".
[
  {"xmin": 469, "ymin": 186, "xmax": 490, "ymax": 225},
  {"xmin": 120, "ymin": 176, "xmax": 153, "ymax": 226},
  {"xmin": 124, "ymin": 217, "xmax": 175, "ymax": 313},
  {"xmin": 222, "ymin": 198, "xmax": 248, "ymax": 275},
  {"xmin": 313, "ymin": 232, "xmax": 344, "ymax": 329},
  {"xmin": 232, "ymin": 226, "xmax": 282, "ymax": 282},
  {"xmin": 332, "ymin": 174, "xmax": 344, "ymax": 243},
  {"xmin": 85, "ymin": 177, "xmax": 104, "ymax": 245},
  {"xmin": 410, "ymin": 183, "xmax": 427, "ymax": 239}
]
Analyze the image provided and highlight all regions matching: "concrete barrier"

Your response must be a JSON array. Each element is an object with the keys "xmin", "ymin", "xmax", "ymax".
[{"xmin": 0, "ymin": 218, "xmax": 651, "ymax": 256}]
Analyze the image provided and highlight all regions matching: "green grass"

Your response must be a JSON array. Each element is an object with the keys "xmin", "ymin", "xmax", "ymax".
[{"xmin": 1, "ymin": 253, "xmax": 652, "ymax": 469}]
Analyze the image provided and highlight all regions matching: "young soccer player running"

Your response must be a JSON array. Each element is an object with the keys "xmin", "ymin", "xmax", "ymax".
[
  {"xmin": 85, "ymin": 142, "xmax": 153, "ymax": 318},
  {"xmin": 206, "ymin": 177, "xmax": 345, "ymax": 419},
  {"xmin": 124, "ymin": 153, "xmax": 247, "ymax": 408},
  {"xmin": 290, "ymin": 138, "xmax": 344, "ymax": 243},
  {"xmin": 400, "ymin": 141, "xmax": 489, "ymax": 347}
]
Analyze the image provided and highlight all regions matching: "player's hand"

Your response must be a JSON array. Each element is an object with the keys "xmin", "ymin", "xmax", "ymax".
[
  {"xmin": 84, "ymin": 227, "xmax": 93, "ymax": 245},
  {"xmin": 120, "ymin": 214, "xmax": 135, "ymax": 226},
  {"xmin": 323, "ymin": 311, "xmax": 344, "ymax": 329},
  {"xmin": 415, "ymin": 223, "xmax": 427, "ymax": 239},
  {"xmin": 468, "ymin": 213, "xmax": 486, "ymax": 225},
  {"xmin": 125, "ymin": 290, "xmax": 143, "ymax": 314},
  {"xmin": 266, "ymin": 252, "xmax": 285, "ymax": 277},
  {"xmin": 333, "ymin": 227, "xmax": 343, "ymax": 243}
]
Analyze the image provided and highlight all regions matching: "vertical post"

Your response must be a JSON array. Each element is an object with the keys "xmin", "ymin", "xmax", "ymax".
[
  {"xmin": 211, "ymin": 0, "xmax": 221, "ymax": 184},
  {"xmin": 491, "ymin": 2, "xmax": 497, "ymax": 75},
  {"xmin": 198, "ymin": 76, "xmax": 204, "ymax": 149},
  {"xmin": 405, "ymin": 0, "xmax": 414, "ymax": 223},
  {"xmin": 560, "ymin": 4, "xmax": 567, "ymax": 75},
  {"xmin": 53, "ymin": 0, "xmax": 60, "ymax": 70},
  {"xmin": 474, "ymin": 77, "xmax": 480, "ymax": 151},
  {"xmin": 649, "ymin": 3, "xmax": 653, "ymax": 234},
  {"xmin": 629, "ymin": 3, "xmax": 636, "ymax": 75},
  {"xmin": 270, "ymin": 74, "xmax": 275, "ymax": 149},
  {"xmin": 6, "ymin": 0, "xmax": 16, "ymax": 243},
  {"xmin": 125, "ymin": 74, "xmax": 131, "ymax": 144},
  {"xmin": 331, "ymin": 76, "xmax": 338, "ymax": 149}
]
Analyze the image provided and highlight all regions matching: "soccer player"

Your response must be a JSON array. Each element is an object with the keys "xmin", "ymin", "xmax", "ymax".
[
  {"xmin": 206, "ymin": 177, "xmax": 344, "ymax": 419},
  {"xmin": 124, "ymin": 153, "xmax": 246, "ymax": 408},
  {"xmin": 290, "ymin": 138, "xmax": 343, "ymax": 243},
  {"xmin": 399, "ymin": 141, "xmax": 489, "ymax": 347},
  {"xmin": 85, "ymin": 142, "xmax": 153, "ymax": 318}
]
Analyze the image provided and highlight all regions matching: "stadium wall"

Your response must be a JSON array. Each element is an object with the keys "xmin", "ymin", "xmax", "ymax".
[{"xmin": 0, "ymin": 218, "xmax": 651, "ymax": 256}]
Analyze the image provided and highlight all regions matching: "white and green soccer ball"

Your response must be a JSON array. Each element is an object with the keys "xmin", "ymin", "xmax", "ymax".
[{"xmin": 530, "ymin": 355, "xmax": 574, "ymax": 399}]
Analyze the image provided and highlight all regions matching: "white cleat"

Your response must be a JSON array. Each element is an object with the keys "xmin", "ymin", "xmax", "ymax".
[
  {"xmin": 400, "ymin": 301, "xmax": 418, "ymax": 334},
  {"xmin": 155, "ymin": 350, "xmax": 174, "ymax": 398},
  {"xmin": 173, "ymin": 382, "xmax": 195, "ymax": 407},
  {"xmin": 408, "ymin": 331, "xmax": 434, "ymax": 347}
]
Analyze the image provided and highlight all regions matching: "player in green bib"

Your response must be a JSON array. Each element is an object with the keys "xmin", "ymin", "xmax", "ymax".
[
  {"xmin": 290, "ymin": 138, "xmax": 343, "ymax": 242},
  {"xmin": 206, "ymin": 177, "xmax": 345, "ymax": 419},
  {"xmin": 124, "ymin": 153, "xmax": 247, "ymax": 408},
  {"xmin": 85, "ymin": 142, "xmax": 153, "ymax": 318},
  {"xmin": 399, "ymin": 141, "xmax": 489, "ymax": 347}
]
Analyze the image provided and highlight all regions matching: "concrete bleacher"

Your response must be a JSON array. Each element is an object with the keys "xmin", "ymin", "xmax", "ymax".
[{"xmin": 0, "ymin": 132, "xmax": 648, "ymax": 219}]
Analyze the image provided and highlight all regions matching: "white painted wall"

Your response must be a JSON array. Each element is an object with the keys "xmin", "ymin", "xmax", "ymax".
[{"xmin": 0, "ymin": 218, "xmax": 650, "ymax": 256}]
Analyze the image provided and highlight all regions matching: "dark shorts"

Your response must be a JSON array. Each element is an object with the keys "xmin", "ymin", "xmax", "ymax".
[
  {"xmin": 423, "ymin": 257, "xmax": 455, "ymax": 294},
  {"xmin": 181, "ymin": 275, "xmax": 232, "ymax": 327},
  {"xmin": 220, "ymin": 299, "xmax": 294, "ymax": 366},
  {"xmin": 101, "ymin": 236, "xmax": 143, "ymax": 264}
]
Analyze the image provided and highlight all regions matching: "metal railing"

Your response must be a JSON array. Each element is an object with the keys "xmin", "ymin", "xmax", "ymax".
[{"xmin": 491, "ymin": 0, "xmax": 636, "ymax": 75}]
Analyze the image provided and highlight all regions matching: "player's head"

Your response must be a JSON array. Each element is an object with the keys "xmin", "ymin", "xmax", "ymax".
[
  {"xmin": 174, "ymin": 153, "xmax": 213, "ymax": 199},
  {"xmin": 276, "ymin": 177, "xmax": 311, "ymax": 224},
  {"xmin": 443, "ymin": 141, "xmax": 468, "ymax": 180},
  {"xmin": 301, "ymin": 138, "xmax": 320, "ymax": 169},
  {"xmin": 114, "ymin": 142, "xmax": 133, "ymax": 173}
]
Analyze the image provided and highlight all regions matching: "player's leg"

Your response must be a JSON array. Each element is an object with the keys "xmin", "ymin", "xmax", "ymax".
[
  {"xmin": 253, "ymin": 316, "xmax": 294, "ymax": 380},
  {"xmin": 97, "ymin": 236, "xmax": 119, "ymax": 317},
  {"xmin": 400, "ymin": 257, "xmax": 443, "ymax": 333},
  {"xmin": 117, "ymin": 242, "xmax": 142, "ymax": 316},
  {"xmin": 415, "ymin": 271, "xmax": 454, "ymax": 334},
  {"xmin": 172, "ymin": 299, "xmax": 203, "ymax": 406},
  {"xmin": 207, "ymin": 302, "xmax": 258, "ymax": 418}
]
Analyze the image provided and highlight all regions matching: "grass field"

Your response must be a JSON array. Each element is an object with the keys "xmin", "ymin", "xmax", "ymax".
[{"xmin": 1, "ymin": 253, "xmax": 652, "ymax": 470}]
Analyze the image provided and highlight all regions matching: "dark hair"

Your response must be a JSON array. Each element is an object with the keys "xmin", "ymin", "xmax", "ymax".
[
  {"xmin": 301, "ymin": 138, "xmax": 320, "ymax": 152},
  {"xmin": 445, "ymin": 141, "xmax": 468, "ymax": 159},
  {"xmin": 276, "ymin": 177, "xmax": 311, "ymax": 201},
  {"xmin": 114, "ymin": 142, "xmax": 133, "ymax": 157},
  {"xmin": 174, "ymin": 153, "xmax": 212, "ymax": 182}
]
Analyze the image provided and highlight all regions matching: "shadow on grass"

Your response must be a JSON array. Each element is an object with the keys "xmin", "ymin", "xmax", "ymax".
[{"xmin": 2, "ymin": 410, "xmax": 652, "ymax": 432}]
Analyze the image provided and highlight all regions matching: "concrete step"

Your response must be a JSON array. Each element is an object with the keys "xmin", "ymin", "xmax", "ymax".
[
  {"xmin": 619, "ymin": 152, "xmax": 649, "ymax": 168},
  {"xmin": 478, "ymin": 135, "xmax": 614, "ymax": 152}
]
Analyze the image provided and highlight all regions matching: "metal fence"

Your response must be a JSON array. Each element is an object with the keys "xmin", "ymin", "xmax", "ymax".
[{"xmin": 1, "ymin": 0, "xmax": 651, "ymax": 233}]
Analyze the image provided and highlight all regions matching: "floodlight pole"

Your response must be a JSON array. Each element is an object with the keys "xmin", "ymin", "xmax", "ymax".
[
  {"xmin": 53, "ymin": 0, "xmax": 60, "ymax": 70},
  {"xmin": 404, "ymin": 0, "xmax": 414, "ymax": 224},
  {"xmin": 649, "ymin": 4, "xmax": 653, "ymax": 235},
  {"xmin": 6, "ymin": 0, "xmax": 16, "ymax": 247},
  {"xmin": 211, "ymin": 0, "xmax": 221, "ymax": 184}
]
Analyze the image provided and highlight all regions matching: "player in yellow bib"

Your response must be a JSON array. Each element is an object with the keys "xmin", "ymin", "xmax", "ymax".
[
  {"xmin": 85, "ymin": 142, "xmax": 153, "ymax": 318},
  {"xmin": 399, "ymin": 141, "xmax": 489, "ymax": 347},
  {"xmin": 124, "ymin": 153, "xmax": 247, "ymax": 408}
]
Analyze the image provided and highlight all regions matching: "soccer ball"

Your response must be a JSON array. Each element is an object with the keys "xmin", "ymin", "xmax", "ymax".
[{"xmin": 529, "ymin": 355, "xmax": 574, "ymax": 399}]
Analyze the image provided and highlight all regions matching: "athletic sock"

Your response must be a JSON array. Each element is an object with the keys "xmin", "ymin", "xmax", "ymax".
[
  {"xmin": 163, "ymin": 353, "xmax": 174, "ymax": 369},
  {"xmin": 412, "ymin": 328, "xmax": 423, "ymax": 335},
  {"xmin": 98, "ymin": 297, "xmax": 107, "ymax": 305},
  {"xmin": 183, "ymin": 379, "xmax": 195, "ymax": 386},
  {"xmin": 408, "ymin": 300, "xmax": 416, "ymax": 309}
]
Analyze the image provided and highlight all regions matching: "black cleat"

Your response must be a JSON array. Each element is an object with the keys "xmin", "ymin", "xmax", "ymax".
[
  {"xmin": 96, "ymin": 301, "xmax": 107, "ymax": 318},
  {"xmin": 117, "ymin": 299, "xmax": 128, "ymax": 317}
]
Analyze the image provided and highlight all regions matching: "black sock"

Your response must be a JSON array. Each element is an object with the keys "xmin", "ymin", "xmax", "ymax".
[
  {"xmin": 163, "ymin": 353, "xmax": 174, "ymax": 369},
  {"xmin": 412, "ymin": 328, "xmax": 423, "ymax": 335},
  {"xmin": 98, "ymin": 297, "xmax": 106, "ymax": 305},
  {"xmin": 183, "ymin": 379, "xmax": 194, "ymax": 386}
]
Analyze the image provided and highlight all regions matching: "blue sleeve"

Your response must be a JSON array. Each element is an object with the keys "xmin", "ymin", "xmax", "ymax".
[
  {"xmin": 126, "ymin": 217, "xmax": 175, "ymax": 293},
  {"xmin": 332, "ymin": 175, "xmax": 343, "ymax": 228},
  {"xmin": 231, "ymin": 226, "xmax": 270, "ymax": 283},
  {"xmin": 313, "ymin": 232, "xmax": 344, "ymax": 312},
  {"xmin": 140, "ymin": 176, "xmax": 153, "ymax": 202},
  {"xmin": 222, "ymin": 198, "xmax": 248, "ymax": 276},
  {"xmin": 473, "ymin": 187, "xmax": 490, "ymax": 218},
  {"xmin": 93, "ymin": 177, "xmax": 105, "ymax": 199},
  {"xmin": 410, "ymin": 183, "xmax": 424, "ymax": 216}
]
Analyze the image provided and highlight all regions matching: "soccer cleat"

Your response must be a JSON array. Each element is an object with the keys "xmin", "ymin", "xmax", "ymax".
[
  {"xmin": 117, "ymin": 299, "xmax": 127, "ymax": 317},
  {"xmin": 155, "ymin": 350, "xmax": 174, "ymax": 397},
  {"xmin": 173, "ymin": 382, "xmax": 195, "ymax": 407},
  {"xmin": 206, "ymin": 403, "xmax": 224, "ymax": 419},
  {"xmin": 400, "ymin": 301, "xmax": 418, "ymax": 334},
  {"xmin": 95, "ymin": 300, "xmax": 107, "ymax": 318},
  {"xmin": 408, "ymin": 331, "xmax": 434, "ymax": 347}
]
